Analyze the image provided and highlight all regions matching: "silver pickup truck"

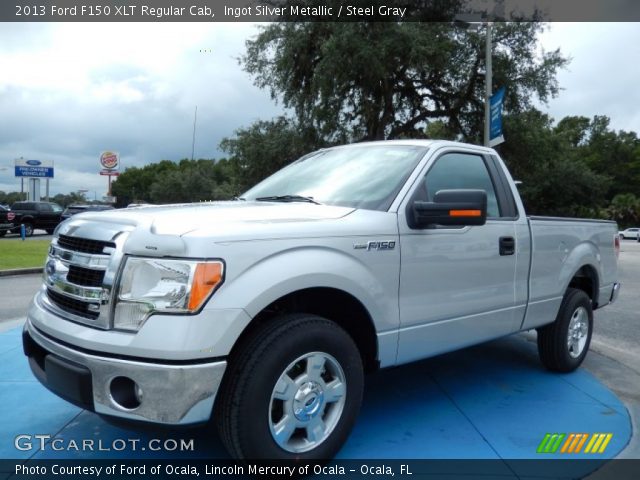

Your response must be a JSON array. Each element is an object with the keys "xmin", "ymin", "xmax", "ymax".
[{"xmin": 23, "ymin": 140, "xmax": 620, "ymax": 460}]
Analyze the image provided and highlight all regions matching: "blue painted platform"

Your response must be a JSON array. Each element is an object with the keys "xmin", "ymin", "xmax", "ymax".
[{"xmin": 0, "ymin": 325, "xmax": 631, "ymax": 477}]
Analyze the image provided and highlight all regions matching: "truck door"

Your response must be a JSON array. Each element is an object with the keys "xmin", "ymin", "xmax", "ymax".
[{"xmin": 396, "ymin": 148, "xmax": 521, "ymax": 364}]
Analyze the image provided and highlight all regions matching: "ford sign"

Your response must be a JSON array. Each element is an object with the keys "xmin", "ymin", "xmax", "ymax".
[{"xmin": 26, "ymin": 160, "xmax": 42, "ymax": 166}]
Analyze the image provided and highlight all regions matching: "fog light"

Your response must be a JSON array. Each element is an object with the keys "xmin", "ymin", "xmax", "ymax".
[{"xmin": 109, "ymin": 376, "xmax": 142, "ymax": 410}]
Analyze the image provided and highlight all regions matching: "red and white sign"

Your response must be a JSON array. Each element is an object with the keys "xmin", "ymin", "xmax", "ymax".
[
  {"xmin": 100, "ymin": 151, "xmax": 119, "ymax": 170},
  {"xmin": 7, "ymin": 212, "xmax": 15, "ymax": 221}
]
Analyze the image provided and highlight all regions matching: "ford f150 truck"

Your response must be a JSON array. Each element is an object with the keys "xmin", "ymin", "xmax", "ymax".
[{"xmin": 23, "ymin": 140, "xmax": 620, "ymax": 460}]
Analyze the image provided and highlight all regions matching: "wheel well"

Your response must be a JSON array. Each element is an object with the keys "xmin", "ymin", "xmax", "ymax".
[
  {"xmin": 235, "ymin": 288, "xmax": 379, "ymax": 373},
  {"xmin": 568, "ymin": 265, "xmax": 599, "ymax": 308}
]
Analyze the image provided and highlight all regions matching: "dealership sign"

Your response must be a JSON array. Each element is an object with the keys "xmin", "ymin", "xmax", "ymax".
[
  {"xmin": 489, "ymin": 87, "xmax": 506, "ymax": 147},
  {"xmin": 14, "ymin": 158, "xmax": 54, "ymax": 178},
  {"xmin": 100, "ymin": 151, "xmax": 119, "ymax": 170}
]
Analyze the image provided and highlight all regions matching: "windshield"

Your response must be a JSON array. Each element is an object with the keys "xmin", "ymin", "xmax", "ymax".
[{"xmin": 242, "ymin": 144, "xmax": 427, "ymax": 211}]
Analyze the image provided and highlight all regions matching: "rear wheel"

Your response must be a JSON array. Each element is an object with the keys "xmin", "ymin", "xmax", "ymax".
[
  {"xmin": 216, "ymin": 313, "xmax": 364, "ymax": 459},
  {"xmin": 46, "ymin": 229, "xmax": 54, "ymax": 235},
  {"xmin": 537, "ymin": 288, "xmax": 593, "ymax": 372},
  {"xmin": 23, "ymin": 223, "xmax": 34, "ymax": 237}
]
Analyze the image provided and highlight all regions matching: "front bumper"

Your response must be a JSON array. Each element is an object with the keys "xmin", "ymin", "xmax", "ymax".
[{"xmin": 23, "ymin": 319, "xmax": 227, "ymax": 425}]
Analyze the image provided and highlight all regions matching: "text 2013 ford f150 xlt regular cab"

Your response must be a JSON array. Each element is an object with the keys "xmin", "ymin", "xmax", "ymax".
[{"xmin": 23, "ymin": 140, "xmax": 620, "ymax": 459}]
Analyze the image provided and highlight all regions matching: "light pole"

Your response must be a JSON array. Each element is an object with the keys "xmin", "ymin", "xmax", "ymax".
[
  {"xmin": 484, "ymin": 22, "xmax": 492, "ymax": 147},
  {"xmin": 453, "ymin": 16, "xmax": 493, "ymax": 146}
]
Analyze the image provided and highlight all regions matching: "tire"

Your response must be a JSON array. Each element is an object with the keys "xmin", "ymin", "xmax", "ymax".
[
  {"xmin": 216, "ymin": 313, "xmax": 364, "ymax": 460},
  {"xmin": 23, "ymin": 223, "xmax": 34, "ymax": 237},
  {"xmin": 46, "ymin": 229, "xmax": 54, "ymax": 235},
  {"xmin": 0, "ymin": 230, "xmax": 5, "ymax": 237},
  {"xmin": 537, "ymin": 288, "xmax": 593, "ymax": 372}
]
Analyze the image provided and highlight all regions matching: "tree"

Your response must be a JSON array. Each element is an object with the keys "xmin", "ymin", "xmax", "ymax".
[
  {"xmin": 605, "ymin": 193, "xmax": 640, "ymax": 228},
  {"xmin": 111, "ymin": 158, "xmax": 235, "ymax": 206},
  {"xmin": 50, "ymin": 192, "xmax": 87, "ymax": 207},
  {"xmin": 220, "ymin": 116, "xmax": 322, "ymax": 192},
  {"xmin": 498, "ymin": 109, "xmax": 611, "ymax": 217},
  {"xmin": 242, "ymin": 20, "xmax": 567, "ymax": 143},
  {"xmin": 0, "ymin": 191, "xmax": 26, "ymax": 206}
]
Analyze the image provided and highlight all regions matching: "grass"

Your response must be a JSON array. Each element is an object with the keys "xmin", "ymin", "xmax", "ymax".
[{"xmin": 0, "ymin": 239, "xmax": 50, "ymax": 270}]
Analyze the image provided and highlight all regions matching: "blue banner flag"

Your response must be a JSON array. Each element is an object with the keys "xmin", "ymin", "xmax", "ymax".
[{"xmin": 489, "ymin": 87, "xmax": 506, "ymax": 147}]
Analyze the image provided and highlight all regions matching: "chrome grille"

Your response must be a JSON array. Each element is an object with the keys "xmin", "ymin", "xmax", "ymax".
[
  {"xmin": 47, "ymin": 288, "xmax": 100, "ymax": 319},
  {"xmin": 58, "ymin": 234, "xmax": 115, "ymax": 254},
  {"xmin": 42, "ymin": 227, "xmax": 128, "ymax": 330},
  {"xmin": 67, "ymin": 265, "xmax": 105, "ymax": 287}
]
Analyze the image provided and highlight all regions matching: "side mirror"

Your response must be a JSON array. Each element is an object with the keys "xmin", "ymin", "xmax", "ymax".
[{"xmin": 411, "ymin": 189, "xmax": 487, "ymax": 228}]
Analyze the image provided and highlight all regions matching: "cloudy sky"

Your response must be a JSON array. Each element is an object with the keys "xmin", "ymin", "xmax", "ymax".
[{"xmin": 0, "ymin": 22, "xmax": 638, "ymax": 199}]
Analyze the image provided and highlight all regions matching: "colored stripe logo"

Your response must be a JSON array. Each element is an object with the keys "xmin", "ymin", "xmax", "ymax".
[{"xmin": 537, "ymin": 433, "xmax": 612, "ymax": 454}]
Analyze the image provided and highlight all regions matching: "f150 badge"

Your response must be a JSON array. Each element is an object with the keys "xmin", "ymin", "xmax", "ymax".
[{"xmin": 354, "ymin": 241, "xmax": 396, "ymax": 251}]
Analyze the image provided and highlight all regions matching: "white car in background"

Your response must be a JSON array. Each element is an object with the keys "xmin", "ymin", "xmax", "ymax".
[{"xmin": 618, "ymin": 227, "xmax": 639, "ymax": 239}]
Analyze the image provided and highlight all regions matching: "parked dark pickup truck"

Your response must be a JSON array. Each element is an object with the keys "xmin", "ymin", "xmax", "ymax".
[
  {"xmin": 10, "ymin": 201, "xmax": 64, "ymax": 236},
  {"xmin": 0, "ymin": 205, "xmax": 15, "ymax": 237}
]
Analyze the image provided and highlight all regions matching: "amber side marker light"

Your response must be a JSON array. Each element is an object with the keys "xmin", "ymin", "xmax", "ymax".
[
  {"xmin": 188, "ymin": 262, "xmax": 224, "ymax": 310},
  {"xmin": 449, "ymin": 209, "xmax": 482, "ymax": 217}
]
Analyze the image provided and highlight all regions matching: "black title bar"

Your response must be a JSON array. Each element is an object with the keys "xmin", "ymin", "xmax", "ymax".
[{"xmin": 1, "ymin": 0, "xmax": 640, "ymax": 22}]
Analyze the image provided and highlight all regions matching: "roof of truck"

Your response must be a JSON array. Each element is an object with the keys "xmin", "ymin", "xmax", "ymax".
[{"xmin": 328, "ymin": 139, "xmax": 496, "ymax": 152}]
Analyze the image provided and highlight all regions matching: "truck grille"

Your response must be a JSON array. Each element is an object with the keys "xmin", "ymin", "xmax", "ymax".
[
  {"xmin": 66, "ymin": 265, "xmax": 105, "ymax": 287},
  {"xmin": 58, "ymin": 234, "xmax": 115, "ymax": 254},
  {"xmin": 42, "ymin": 229, "xmax": 126, "ymax": 330},
  {"xmin": 47, "ymin": 288, "xmax": 100, "ymax": 320}
]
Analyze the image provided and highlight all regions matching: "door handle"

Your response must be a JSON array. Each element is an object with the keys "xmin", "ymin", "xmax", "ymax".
[{"xmin": 499, "ymin": 236, "xmax": 515, "ymax": 256}]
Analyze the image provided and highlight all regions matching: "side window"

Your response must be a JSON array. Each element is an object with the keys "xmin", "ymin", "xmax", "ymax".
[
  {"xmin": 424, "ymin": 153, "xmax": 500, "ymax": 218},
  {"xmin": 39, "ymin": 203, "xmax": 52, "ymax": 212}
]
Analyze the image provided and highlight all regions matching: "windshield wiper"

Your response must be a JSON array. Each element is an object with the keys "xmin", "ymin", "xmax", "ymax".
[{"xmin": 255, "ymin": 195, "xmax": 321, "ymax": 205}]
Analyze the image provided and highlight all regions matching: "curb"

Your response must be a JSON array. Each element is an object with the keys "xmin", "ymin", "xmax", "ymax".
[{"xmin": 0, "ymin": 267, "xmax": 43, "ymax": 277}]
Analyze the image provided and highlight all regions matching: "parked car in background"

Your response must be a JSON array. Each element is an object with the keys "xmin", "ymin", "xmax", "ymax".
[
  {"xmin": 61, "ymin": 204, "xmax": 114, "ymax": 221},
  {"xmin": 0, "ymin": 205, "xmax": 15, "ymax": 237},
  {"xmin": 10, "ymin": 201, "xmax": 64, "ymax": 236},
  {"xmin": 618, "ymin": 227, "xmax": 640, "ymax": 239}
]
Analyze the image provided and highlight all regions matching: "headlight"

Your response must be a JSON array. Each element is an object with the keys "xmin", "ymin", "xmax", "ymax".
[{"xmin": 114, "ymin": 257, "xmax": 224, "ymax": 331}]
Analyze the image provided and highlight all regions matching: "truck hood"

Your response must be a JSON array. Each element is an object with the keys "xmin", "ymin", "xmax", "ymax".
[{"xmin": 73, "ymin": 201, "xmax": 356, "ymax": 237}]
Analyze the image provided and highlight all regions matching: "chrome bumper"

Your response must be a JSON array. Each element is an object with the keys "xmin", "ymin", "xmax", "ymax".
[{"xmin": 23, "ymin": 319, "xmax": 226, "ymax": 425}]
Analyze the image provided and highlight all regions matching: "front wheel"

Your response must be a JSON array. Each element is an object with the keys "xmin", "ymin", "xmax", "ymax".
[
  {"xmin": 216, "ymin": 313, "xmax": 364, "ymax": 460},
  {"xmin": 537, "ymin": 288, "xmax": 593, "ymax": 372}
]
